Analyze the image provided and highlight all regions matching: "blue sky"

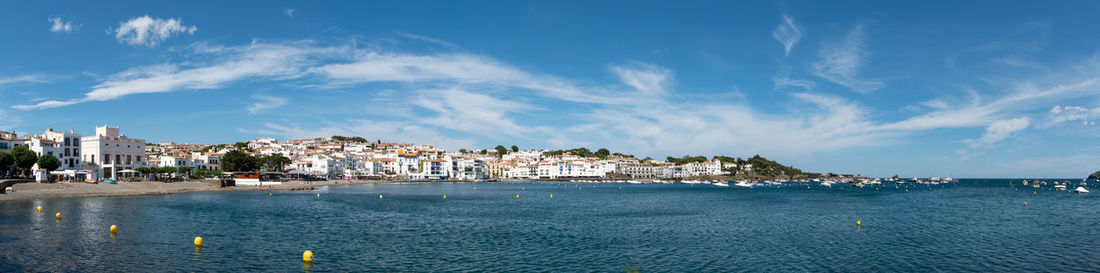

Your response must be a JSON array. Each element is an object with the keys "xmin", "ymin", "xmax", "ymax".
[{"xmin": 2, "ymin": 1, "xmax": 1100, "ymax": 178}]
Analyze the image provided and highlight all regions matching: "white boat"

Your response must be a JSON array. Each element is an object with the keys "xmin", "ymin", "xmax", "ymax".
[
  {"xmin": 820, "ymin": 181, "xmax": 834, "ymax": 187},
  {"xmin": 626, "ymin": 180, "xmax": 642, "ymax": 184},
  {"xmin": 733, "ymin": 181, "xmax": 753, "ymax": 188},
  {"xmin": 1075, "ymin": 186, "xmax": 1089, "ymax": 193},
  {"xmin": 1054, "ymin": 183, "xmax": 1067, "ymax": 191},
  {"xmin": 712, "ymin": 182, "xmax": 729, "ymax": 187}
]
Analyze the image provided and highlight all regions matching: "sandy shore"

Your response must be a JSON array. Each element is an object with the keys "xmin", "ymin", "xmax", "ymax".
[{"xmin": 0, "ymin": 179, "xmax": 393, "ymax": 202}]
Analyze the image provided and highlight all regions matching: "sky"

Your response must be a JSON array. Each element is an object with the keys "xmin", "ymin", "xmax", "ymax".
[{"xmin": 2, "ymin": 1, "xmax": 1099, "ymax": 178}]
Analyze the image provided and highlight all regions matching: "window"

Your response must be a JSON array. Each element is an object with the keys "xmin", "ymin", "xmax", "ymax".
[
  {"xmin": 103, "ymin": 154, "xmax": 110, "ymax": 164},
  {"xmin": 116, "ymin": 154, "xmax": 121, "ymax": 163},
  {"xmin": 65, "ymin": 148, "xmax": 70, "ymax": 157}
]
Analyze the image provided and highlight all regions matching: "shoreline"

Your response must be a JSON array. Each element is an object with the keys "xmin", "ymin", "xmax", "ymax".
[{"xmin": 0, "ymin": 179, "xmax": 401, "ymax": 202}]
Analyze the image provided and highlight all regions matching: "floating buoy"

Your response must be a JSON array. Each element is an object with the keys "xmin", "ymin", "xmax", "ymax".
[
  {"xmin": 55, "ymin": 212, "xmax": 61, "ymax": 220},
  {"xmin": 1033, "ymin": 191, "xmax": 1036, "ymax": 195},
  {"xmin": 1024, "ymin": 201, "xmax": 1028, "ymax": 206},
  {"xmin": 317, "ymin": 193, "xmax": 320, "ymax": 197},
  {"xmin": 474, "ymin": 187, "xmax": 477, "ymax": 190},
  {"xmin": 443, "ymin": 195, "xmax": 447, "ymax": 199},
  {"xmin": 549, "ymin": 194, "xmax": 553, "ymax": 199},
  {"xmin": 36, "ymin": 206, "xmax": 42, "ymax": 212},
  {"xmin": 303, "ymin": 250, "xmax": 313, "ymax": 262},
  {"xmin": 268, "ymin": 192, "xmax": 272, "ymax": 196},
  {"xmin": 194, "ymin": 236, "xmax": 203, "ymax": 247},
  {"xmin": 515, "ymin": 194, "xmax": 519, "ymax": 199},
  {"xmin": 522, "ymin": 187, "xmax": 525, "ymax": 190},
  {"xmin": 110, "ymin": 225, "xmax": 117, "ymax": 233},
  {"xmin": 379, "ymin": 194, "xmax": 383, "ymax": 199},
  {"xmin": 856, "ymin": 220, "xmax": 861, "ymax": 227}
]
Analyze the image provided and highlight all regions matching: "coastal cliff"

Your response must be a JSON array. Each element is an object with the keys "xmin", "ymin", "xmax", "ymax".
[{"xmin": 1089, "ymin": 171, "xmax": 1100, "ymax": 180}]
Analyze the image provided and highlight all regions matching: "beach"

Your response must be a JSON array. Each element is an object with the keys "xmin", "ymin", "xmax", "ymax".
[{"xmin": 0, "ymin": 180, "xmax": 390, "ymax": 202}]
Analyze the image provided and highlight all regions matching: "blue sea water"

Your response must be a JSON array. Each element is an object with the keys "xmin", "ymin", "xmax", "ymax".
[{"xmin": 1, "ymin": 179, "xmax": 1099, "ymax": 272}]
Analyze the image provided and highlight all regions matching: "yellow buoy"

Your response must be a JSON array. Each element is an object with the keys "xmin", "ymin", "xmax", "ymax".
[
  {"xmin": 474, "ymin": 187, "xmax": 477, "ymax": 190},
  {"xmin": 550, "ymin": 194, "xmax": 553, "ymax": 199},
  {"xmin": 522, "ymin": 187, "xmax": 525, "ymax": 190},
  {"xmin": 268, "ymin": 192, "xmax": 272, "ymax": 196},
  {"xmin": 110, "ymin": 225, "xmax": 118, "ymax": 233},
  {"xmin": 1033, "ymin": 191, "xmax": 1036, "ymax": 195},
  {"xmin": 55, "ymin": 212, "xmax": 61, "ymax": 220},
  {"xmin": 317, "ymin": 193, "xmax": 320, "ymax": 197},
  {"xmin": 515, "ymin": 194, "xmax": 520, "ymax": 199},
  {"xmin": 36, "ymin": 206, "xmax": 42, "ymax": 212},
  {"xmin": 1024, "ymin": 201, "xmax": 1028, "ymax": 206},
  {"xmin": 443, "ymin": 195, "xmax": 447, "ymax": 199},
  {"xmin": 856, "ymin": 220, "xmax": 861, "ymax": 226},
  {"xmin": 303, "ymin": 250, "xmax": 313, "ymax": 262},
  {"xmin": 194, "ymin": 236, "xmax": 203, "ymax": 247}
]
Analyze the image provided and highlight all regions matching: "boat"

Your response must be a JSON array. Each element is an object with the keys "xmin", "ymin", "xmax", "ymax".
[
  {"xmin": 1075, "ymin": 186, "xmax": 1089, "ymax": 193},
  {"xmin": 850, "ymin": 182, "xmax": 864, "ymax": 188},
  {"xmin": 1022, "ymin": 180, "xmax": 1030, "ymax": 186},
  {"xmin": 733, "ymin": 181, "xmax": 753, "ymax": 188},
  {"xmin": 712, "ymin": 182, "xmax": 729, "ymax": 187},
  {"xmin": 1032, "ymin": 182, "xmax": 1041, "ymax": 188},
  {"xmin": 1054, "ymin": 183, "xmax": 1067, "ymax": 191},
  {"xmin": 820, "ymin": 181, "xmax": 834, "ymax": 187},
  {"xmin": 626, "ymin": 180, "xmax": 642, "ymax": 184}
]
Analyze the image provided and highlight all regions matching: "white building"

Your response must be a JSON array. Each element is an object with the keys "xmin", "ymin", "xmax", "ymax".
[
  {"xmin": 41, "ymin": 128, "xmax": 82, "ymax": 172},
  {"xmin": 81, "ymin": 125, "xmax": 146, "ymax": 179},
  {"xmin": 158, "ymin": 155, "xmax": 193, "ymax": 168}
]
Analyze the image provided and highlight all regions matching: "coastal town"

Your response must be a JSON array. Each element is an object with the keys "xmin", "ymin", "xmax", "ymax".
[{"xmin": 0, "ymin": 125, "xmax": 815, "ymax": 183}]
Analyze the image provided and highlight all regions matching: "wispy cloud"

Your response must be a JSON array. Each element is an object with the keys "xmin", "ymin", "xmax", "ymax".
[
  {"xmin": 248, "ymin": 95, "xmax": 288, "ymax": 114},
  {"xmin": 975, "ymin": 117, "xmax": 1029, "ymax": 146},
  {"xmin": 284, "ymin": 8, "xmax": 296, "ymax": 18},
  {"xmin": 14, "ymin": 42, "xmax": 339, "ymax": 110},
  {"xmin": 0, "ymin": 75, "xmax": 47, "ymax": 86},
  {"xmin": 772, "ymin": 15, "xmax": 802, "ymax": 57},
  {"xmin": 412, "ymin": 88, "xmax": 538, "ymax": 137},
  {"xmin": 395, "ymin": 31, "xmax": 458, "ymax": 48},
  {"xmin": 812, "ymin": 25, "xmax": 884, "ymax": 93},
  {"xmin": 111, "ymin": 15, "xmax": 197, "ymax": 47},
  {"xmin": 48, "ymin": 16, "xmax": 77, "ymax": 33}
]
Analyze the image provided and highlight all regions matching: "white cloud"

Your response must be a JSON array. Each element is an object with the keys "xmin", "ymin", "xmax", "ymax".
[
  {"xmin": 284, "ymin": 8, "xmax": 296, "ymax": 18},
  {"xmin": 48, "ymin": 16, "xmax": 77, "ymax": 33},
  {"xmin": 977, "ymin": 117, "xmax": 1029, "ymax": 146},
  {"xmin": 772, "ymin": 15, "xmax": 802, "ymax": 57},
  {"xmin": 812, "ymin": 25, "xmax": 884, "ymax": 93},
  {"xmin": 14, "ymin": 42, "xmax": 340, "ymax": 110},
  {"xmin": 412, "ymin": 88, "xmax": 537, "ymax": 137},
  {"xmin": 112, "ymin": 15, "xmax": 197, "ymax": 47},
  {"xmin": 248, "ymin": 95, "xmax": 288, "ymax": 114},
  {"xmin": 0, "ymin": 75, "xmax": 46, "ymax": 86},
  {"xmin": 1047, "ymin": 105, "xmax": 1098, "ymax": 126}
]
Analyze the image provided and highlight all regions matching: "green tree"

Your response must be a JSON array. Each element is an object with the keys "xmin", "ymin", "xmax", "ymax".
[
  {"xmin": 36, "ymin": 155, "xmax": 61, "ymax": 181},
  {"xmin": 458, "ymin": 148, "xmax": 468, "ymax": 154},
  {"xmin": 0, "ymin": 152, "xmax": 13, "ymax": 178},
  {"xmin": 221, "ymin": 150, "xmax": 260, "ymax": 172},
  {"xmin": 494, "ymin": 145, "xmax": 509, "ymax": 157},
  {"xmin": 595, "ymin": 148, "xmax": 610, "ymax": 159},
  {"xmin": 511, "ymin": 145, "xmax": 519, "ymax": 152},
  {"xmin": 261, "ymin": 153, "xmax": 291, "ymax": 172},
  {"xmin": 11, "ymin": 146, "xmax": 38, "ymax": 178}
]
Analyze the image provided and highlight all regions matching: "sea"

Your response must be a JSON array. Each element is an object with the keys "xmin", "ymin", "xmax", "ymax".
[{"xmin": 1, "ymin": 179, "xmax": 1098, "ymax": 272}]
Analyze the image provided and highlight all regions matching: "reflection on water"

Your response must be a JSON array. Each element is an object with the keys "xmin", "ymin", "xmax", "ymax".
[{"xmin": 1, "ymin": 180, "xmax": 1099, "ymax": 272}]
